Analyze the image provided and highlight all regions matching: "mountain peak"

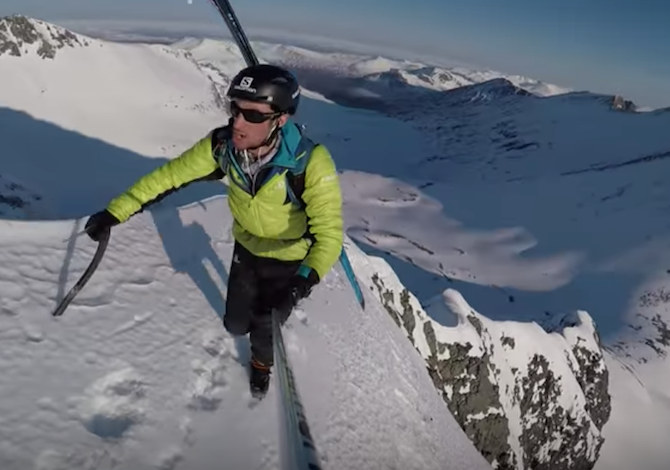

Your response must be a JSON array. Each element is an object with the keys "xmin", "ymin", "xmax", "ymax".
[
  {"xmin": 0, "ymin": 15, "xmax": 90, "ymax": 59},
  {"xmin": 432, "ymin": 77, "xmax": 532, "ymax": 109},
  {"xmin": 472, "ymin": 76, "xmax": 531, "ymax": 95}
]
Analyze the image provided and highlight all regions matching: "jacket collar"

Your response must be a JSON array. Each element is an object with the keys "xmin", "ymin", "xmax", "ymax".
[
  {"xmin": 224, "ymin": 119, "xmax": 304, "ymax": 170},
  {"xmin": 270, "ymin": 120, "xmax": 304, "ymax": 169}
]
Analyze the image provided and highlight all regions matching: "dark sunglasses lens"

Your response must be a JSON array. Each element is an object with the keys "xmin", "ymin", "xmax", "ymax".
[
  {"xmin": 243, "ymin": 109, "xmax": 269, "ymax": 123},
  {"xmin": 230, "ymin": 101, "xmax": 273, "ymax": 123}
]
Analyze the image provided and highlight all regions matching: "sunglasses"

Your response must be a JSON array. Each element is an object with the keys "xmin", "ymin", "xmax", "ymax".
[{"xmin": 228, "ymin": 101, "xmax": 280, "ymax": 124}]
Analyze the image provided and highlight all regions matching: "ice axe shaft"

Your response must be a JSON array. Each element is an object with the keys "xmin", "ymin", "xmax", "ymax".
[{"xmin": 52, "ymin": 228, "xmax": 110, "ymax": 317}]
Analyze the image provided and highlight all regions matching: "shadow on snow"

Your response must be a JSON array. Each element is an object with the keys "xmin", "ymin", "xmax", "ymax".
[{"xmin": 0, "ymin": 106, "xmax": 229, "ymax": 322}]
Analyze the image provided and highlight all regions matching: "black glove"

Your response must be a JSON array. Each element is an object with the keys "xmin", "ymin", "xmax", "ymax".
[
  {"xmin": 273, "ymin": 269, "xmax": 319, "ymax": 324},
  {"xmin": 84, "ymin": 209, "xmax": 120, "ymax": 242}
]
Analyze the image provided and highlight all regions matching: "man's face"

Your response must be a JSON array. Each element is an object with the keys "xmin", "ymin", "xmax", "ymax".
[{"xmin": 229, "ymin": 99, "xmax": 288, "ymax": 150}]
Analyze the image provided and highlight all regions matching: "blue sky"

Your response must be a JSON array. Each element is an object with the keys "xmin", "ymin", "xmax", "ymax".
[{"xmin": 2, "ymin": 0, "xmax": 669, "ymax": 108}]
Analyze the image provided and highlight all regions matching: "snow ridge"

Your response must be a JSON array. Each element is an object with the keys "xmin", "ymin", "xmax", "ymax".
[
  {"xmin": 346, "ymin": 241, "xmax": 609, "ymax": 469},
  {"xmin": 236, "ymin": 41, "xmax": 571, "ymax": 97}
]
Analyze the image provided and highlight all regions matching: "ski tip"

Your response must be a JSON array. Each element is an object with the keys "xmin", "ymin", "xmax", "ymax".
[{"xmin": 357, "ymin": 295, "xmax": 365, "ymax": 310}]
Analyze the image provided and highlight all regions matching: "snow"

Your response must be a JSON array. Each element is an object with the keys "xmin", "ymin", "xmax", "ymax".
[
  {"xmin": 0, "ymin": 25, "xmax": 221, "ymax": 157},
  {"xmin": 594, "ymin": 353, "xmax": 670, "ymax": 470},
  {"xmin": 164, "ymin": 35, "xmax": 570, "ymax": 103},
  {"xmin": 4, "ymin": 13, "xmax": 670, "ymax": 470},
  {"xmin": 325, "ymin": 63, "xmax": 670, "ymax": 466},
  {"xmin": 321, "ymin": 59, "xmax": 670, "ymax": 470},
  {"xmin": 170, "ymin": 25, "xmax": 670, "ymax": 470},
  {"xmin": 211, "ymin": 41, "xmax": 572, "ymax": 97},
  {"xmin": 0, "ymin": 16, "xmax": 491, "ymax": 470},
  {"xmin": 348, "ymin": 236, "xmax": 607, "ymax": 468},
  {"xmin": 0, "ymin": 204, "xmax": 491, "ymax": 470},
  {"xmin": 339, "ymin": 171, "xmax": 581, "ymax": 292}
]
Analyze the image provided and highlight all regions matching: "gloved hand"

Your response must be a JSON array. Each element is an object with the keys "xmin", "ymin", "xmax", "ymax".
[
  {"xmin": 84, "ymin": 209, "xmax": 120, "ymax": 242},
  {"xmin": 272, "ymin": 268, "xmax": 319, "ymax": 324}
]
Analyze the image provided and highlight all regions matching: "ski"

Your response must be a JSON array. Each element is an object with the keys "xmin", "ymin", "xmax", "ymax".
[
  {"xmin": 272, "ymin": 309, "xmax": 323, "ymax": 470},
  {"xmin": 206, "ymin": 1, "xmax": 357, "ymax": 467},
  {"xmin": 340, "ymin": 248, "xmax": 365, "ymax": 310},
  {"xmin": 208, "ymin": 0, "xmax": 259, "ymax": 67}
]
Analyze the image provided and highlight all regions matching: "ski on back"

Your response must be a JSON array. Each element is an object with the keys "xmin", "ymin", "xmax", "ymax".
[{"xmin": 208, "ymin": 0, "xmax": 259, "ymax": 67}]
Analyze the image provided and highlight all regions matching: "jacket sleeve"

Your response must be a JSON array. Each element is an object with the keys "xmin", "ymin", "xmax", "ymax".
[
  {"xmin": 106, "ymin": 132, "xmax": 222, "ymax": 222},
  {"xmin": 298, "ymin": 144, "xmax": 344, "ymax": 282}
]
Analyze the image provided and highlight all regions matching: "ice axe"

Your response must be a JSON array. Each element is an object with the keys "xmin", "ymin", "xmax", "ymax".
[{"xmin": 52, "ymin": 227, "xmax": 110, "ymax": 317}]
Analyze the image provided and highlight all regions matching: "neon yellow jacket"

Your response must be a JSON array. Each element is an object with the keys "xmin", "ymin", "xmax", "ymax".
[{"xmin": 106, "ymin": 121, "xmax": 343, "ymax": 281}]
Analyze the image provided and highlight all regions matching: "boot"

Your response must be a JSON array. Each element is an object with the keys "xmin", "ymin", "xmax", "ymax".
[{"xmin": 249, "ymin": 356, "xmax": 271, "ymax": 399}]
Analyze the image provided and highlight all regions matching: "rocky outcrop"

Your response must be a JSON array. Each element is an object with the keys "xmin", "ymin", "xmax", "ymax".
[
  {"xmin": 346, "ymin": 241, "xmax": 611, "ymax": 470},
  {"xmin": 611, "ymin": 95, "xmax": 636, "ymax": 112},
  {"xmin": 0, "ymin": 15, "xmax": 89, "ymax": 59}
]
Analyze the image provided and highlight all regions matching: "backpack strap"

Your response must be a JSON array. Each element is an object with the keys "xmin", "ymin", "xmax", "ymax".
[
  {"xmin": 211, "ymin": 125, "xmax": 232, "ymax": 173},
  {"xmin": 285, "ymin": 134, "xmax": 317, "ymax": 209}
]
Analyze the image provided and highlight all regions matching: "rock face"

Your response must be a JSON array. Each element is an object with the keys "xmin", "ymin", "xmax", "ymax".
[
  {"xmin": 611, "ymin": 95, "xmax": 637, "ymax": 112},
  {"xmin": 346, "ymin": 241, "xmax": 611, "ymax": 470},
  {"xmin": 0, "ymin": 15, "xmax": 89, "ymax": 59}
]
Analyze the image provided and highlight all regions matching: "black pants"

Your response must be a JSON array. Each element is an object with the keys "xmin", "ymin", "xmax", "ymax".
[{"xmin": 223, "ymin": 241, "xmax": 301, "ymax": 367}]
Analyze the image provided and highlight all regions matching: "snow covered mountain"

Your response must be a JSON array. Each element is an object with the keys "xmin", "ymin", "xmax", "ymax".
[
  {"xmin": 228, "ymin": 28, "xmax": 670, "ymax": 470},
  {"xmin": 0, "ymin": 15, "xmax": 494, "ymax": 470},
  {"xmin": 234, "ymin": 41, "xmax": 571, "ymax": 97},
  {"xmin": 349, "ymin": 232, "xmax": 609, "ymax": 469},
  {"xmin": 0, "ymin": 14, "xmax": 89, "ymax": 59},
  {"xmin": 2, "ymin": 13, "xmax": 669, "ymax": 470},
  {"xmin": 155, "ymin": 27, "xmax": 670, "ymax": 470},
  {"xmin": 175, "ymin": 37, "xmax": 570, "ymax": 114}
]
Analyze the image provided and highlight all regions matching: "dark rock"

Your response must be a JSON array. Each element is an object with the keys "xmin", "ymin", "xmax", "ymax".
[
  {"xmin": 366, "ymin": 265, "xmax": 611, "ymax": 470},
  {"xmin": 0, "ymin": 14, "xmax": 90, "ymax": 59}
]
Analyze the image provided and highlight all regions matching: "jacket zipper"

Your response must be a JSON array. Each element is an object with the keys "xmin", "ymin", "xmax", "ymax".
[{"xmin": 226, "ymin": 148, "xmax": 287, "ymax": 198}]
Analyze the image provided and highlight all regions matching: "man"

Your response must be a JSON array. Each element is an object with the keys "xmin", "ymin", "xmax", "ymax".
[{"xmin": 84, "ymin": 64, "xmax": 344, "ymax": 397}]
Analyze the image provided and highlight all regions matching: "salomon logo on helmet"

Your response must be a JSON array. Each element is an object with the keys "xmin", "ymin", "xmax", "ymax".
[
  {"xmin": 227, "ymin": 64, "xmax": 301, "ymax": 115},
  {"xmin": 235, "ymin": 76, "xmax": 256, "ymax": 92}
]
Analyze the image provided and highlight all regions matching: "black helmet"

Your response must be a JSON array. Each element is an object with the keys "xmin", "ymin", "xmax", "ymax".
[{"xmin": 226, "ymin": 64, "xmax": 300, "ymax": 115}]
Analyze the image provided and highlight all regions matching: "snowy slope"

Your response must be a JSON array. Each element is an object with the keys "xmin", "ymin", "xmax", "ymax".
[
  {"xmin": 280, "ymin": 41, "xmax": 670, "ymax": 470},
  {"xmin": 346, "ymin": 232, "xmax": 608, "ymax": 470},
  {"xmin": 0, "ymin": 15, "xmax": 225, "ymax": 219},
  {"xmin": 0, "ymin": 15, "xmax": 223, "ymax": 157},
  {"xmin": 3, "ymin": 14, "xmax": 668, "ymax": 470},
  {"xmin": 336, "ymin": 171, "xmax": 609, "ymax": 469},
  {"xmin": 175, "ymin": 28, "xmax": 670, "ymax": 470},
  {"xmin": 0, "ymin": 15, "xmax": 495, "ymax": 470},
  {"xmin": 377, "ymin": 77, "xmax": 670, "ymax": 351},
  {"xmin": 0, "ymin": 199, "xmax": 495, "ymax": 470},
  {"xmin": 311, "ymin": 56, "xmax": 670, "ymax": 470}
]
